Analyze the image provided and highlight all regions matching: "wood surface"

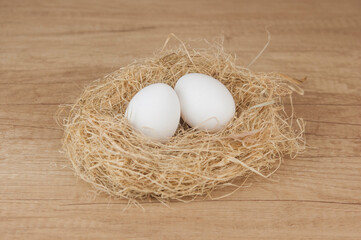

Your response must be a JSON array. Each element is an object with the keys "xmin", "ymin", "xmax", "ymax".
[{"xmin": 1, "ymin": 0, "xmax": 361, "ymax": 239}]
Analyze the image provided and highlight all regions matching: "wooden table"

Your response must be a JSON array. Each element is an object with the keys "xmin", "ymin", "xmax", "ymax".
[{"xmin": 1, "ymin": 0, "xmax": 360, "ymax": 239}]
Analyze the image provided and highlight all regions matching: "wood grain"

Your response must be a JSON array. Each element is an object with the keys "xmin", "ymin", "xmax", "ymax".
[{"xmin": 1, "ymin": 0, "xmax": 361, "ymax": 239}]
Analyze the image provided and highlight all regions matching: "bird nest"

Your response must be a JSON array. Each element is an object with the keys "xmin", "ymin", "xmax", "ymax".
[{"xmin": 59, "ymin": 36, "xmax": 305, "ymax": 202}]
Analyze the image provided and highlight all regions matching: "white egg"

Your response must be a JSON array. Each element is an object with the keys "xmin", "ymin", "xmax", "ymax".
[
  {"xmin": 125, "ymin": 83, "xmax": 181, "ymax": 141},
  {"xmin": 174, "ymin": 73, "xmax": 235, "ymax": 132}
]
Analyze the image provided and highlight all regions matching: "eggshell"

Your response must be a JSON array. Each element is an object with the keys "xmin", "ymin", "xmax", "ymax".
[
  {"xmin": 174, "ymin": 73, "xmax": 235, "ymax": 132},
  {"xmin": 125, "ymin": 83, "xmax": 180, "ymax": 141}
]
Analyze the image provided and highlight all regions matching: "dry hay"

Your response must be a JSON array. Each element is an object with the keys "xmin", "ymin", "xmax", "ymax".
[{"xmin": 59, "ymin": 35, "xmax": 306, "ymax": 202}]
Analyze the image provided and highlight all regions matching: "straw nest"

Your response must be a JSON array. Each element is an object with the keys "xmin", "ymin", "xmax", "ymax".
[{"xmin": 60, "ymin": 36, "xmax": 306, "ymax": 202}]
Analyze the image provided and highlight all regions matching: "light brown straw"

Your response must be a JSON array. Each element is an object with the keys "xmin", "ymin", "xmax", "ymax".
[{"xmin": 59, "ymin": 35, "xmax": 306, "ymax": 201}]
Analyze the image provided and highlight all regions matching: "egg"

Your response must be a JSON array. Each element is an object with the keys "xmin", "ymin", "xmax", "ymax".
[
  {"xmin": 174, "ymin": 73, "xmax": 235, "ymax": 132},
  {"xmin": 125, "ymin": 83, "xmax": 181, "ymax": 141}
]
